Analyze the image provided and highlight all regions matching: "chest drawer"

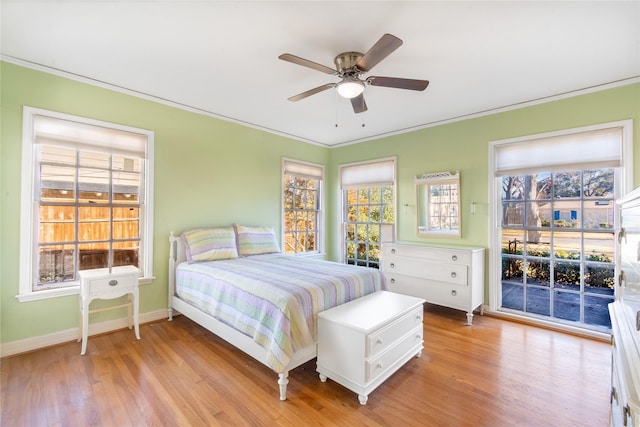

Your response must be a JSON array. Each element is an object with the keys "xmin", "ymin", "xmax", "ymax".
[
  {"xmin": 366, "ymin": 324, "xmax": 423, "ymax": 383},
  {"xmin": 368, "ymin": 306, "xmax": 423, "ymax": 357}
]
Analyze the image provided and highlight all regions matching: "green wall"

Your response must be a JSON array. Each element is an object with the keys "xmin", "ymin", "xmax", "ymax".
[
  {"xmin": 326, "ymin": 84, "xmax": 640, "ymax": 259},
  {"xmin": 2, "ymin": 60, "xmax": 639, "ymax": 345},
  {"xmin": 0, "ymin": 62, "xmax": 327, "ymax": 343}
]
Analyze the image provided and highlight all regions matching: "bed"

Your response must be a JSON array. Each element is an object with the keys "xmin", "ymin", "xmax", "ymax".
[{"xmin": 168, "ymin": 226, "xmax": 386, "ymax": 400}]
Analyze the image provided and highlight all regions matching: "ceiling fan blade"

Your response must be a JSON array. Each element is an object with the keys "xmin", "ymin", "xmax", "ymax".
[
  {"xmin": 355, "ymin": 34, "xmax": 403, "ymax": 72},
  {"xmin": 367, "ymin": 76, "xmax": 430, "ymax": 91},
  {"xmin": 287, "ymin": 83, "xmax": 335, "ymax": 102},
  {"xmin": 279, "ymin": 53, "xmax": 337, "ymax": 75},
  {"xmin": 351, "ymin": 94, "xmax": 368, "ymax": 114}
]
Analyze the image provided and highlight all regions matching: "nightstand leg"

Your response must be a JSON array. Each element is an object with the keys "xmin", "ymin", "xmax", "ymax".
[
  {"xmin": 132, "ymin": 289, "xmax": 140, "ymax": 340},
  {"xmin": 81, "ymin": 297, "xmax": 89, "ymax": 355},
  {"xmin": 77, "ymin": 296, "xmax": 82, "ymax": 343},
  {"xmin": 127, "ymin": 294, "xmax": 133, "ymax": 330}
]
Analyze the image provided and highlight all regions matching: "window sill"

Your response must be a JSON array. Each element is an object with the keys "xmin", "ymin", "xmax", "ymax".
[{"xmin": 16, "ymin": 276, "xmax": 155, "ymax": 302}]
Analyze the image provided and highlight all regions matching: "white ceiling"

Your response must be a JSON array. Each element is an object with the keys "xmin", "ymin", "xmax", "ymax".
[{"xmin": 2, "ymin": 1, "xmax": 639, "ymax": 147}]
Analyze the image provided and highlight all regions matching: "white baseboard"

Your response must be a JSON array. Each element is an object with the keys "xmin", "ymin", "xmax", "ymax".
[{"xmin": 0, "ymin": 308, "xmax": 169, "ymax": 358}]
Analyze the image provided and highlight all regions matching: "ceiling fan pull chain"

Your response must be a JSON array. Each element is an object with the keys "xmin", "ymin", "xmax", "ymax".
[{"xmin": 335, "ymin": 91, "xmax": 339, "ymax": 127}]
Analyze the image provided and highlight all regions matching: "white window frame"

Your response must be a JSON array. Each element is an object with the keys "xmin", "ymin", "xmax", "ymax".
[
  {"xmin": 17, "ymin": 107, "xmax": 155, "ymax": 302},
  {"xmin": 281, "ymin": 158, "xmax": 324, "ymax": 255},
  {"xmin": 339, "ymin": 157, "xmax": 397, "ymax": 265},
  {"xmin": 487, "ymin": 120, "xmax": 633, "ymax": 332}
]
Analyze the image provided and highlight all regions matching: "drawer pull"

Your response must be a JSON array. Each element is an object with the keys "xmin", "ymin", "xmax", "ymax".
[
  {"xmin": 391, "ymin": 248, "xmax": 396, "ymax": 254},
  {"xmin": 376, "ymin": 338, "xmax": 384, "ymax": 345},
  {"xmin": 451, "ymin": 255, "xmax": 458, "ymax": 261},
  {"xmin": 450, "ymin": 272, "xmax": 457, "ymax": 278},
  {"xmin": 390, "ymin": 278, "xmax": 395, "ymax": 284},
  {"xmin": 108, "ymin": 279, "xmax": 118, "ymax": 286},
  {"xmin": 376, "ymin": 362, "xmax": 384, "ymax": 369},
  {"xmin": 390, "ymin": 263, "xmax": 395, "ymax": 268},
  {"xmin": 451, "ymin": 290, "xmax": 457, "ymax": 296}
]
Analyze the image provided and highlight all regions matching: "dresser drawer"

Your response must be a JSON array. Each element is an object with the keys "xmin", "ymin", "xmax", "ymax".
[
  {"xmin": 383, "ymin": 257, "xmax": 468, "ymax": 285},
  {"xmin": 366, "ymin": 325, "xmax": 423, "ymax": 383},
  {"xmin": 368, "ymin": 306, "xmax": 423, "ymax": 357},
  {"xmin": 384, "ymin": 244, "xmax": 470, "ymax": 264},
  {"xmin": 387, "ymin": 274, "xmax": 470, "ymax": 310}
]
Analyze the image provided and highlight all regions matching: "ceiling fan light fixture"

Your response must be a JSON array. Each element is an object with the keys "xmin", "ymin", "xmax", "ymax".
[{"xmin": 336, "ymin": 79, "xmax": 365, "ymax": 99}]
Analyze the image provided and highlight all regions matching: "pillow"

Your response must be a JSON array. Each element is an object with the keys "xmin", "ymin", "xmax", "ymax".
[
  {"xmin": 182, "ymin": 227, "xmax": 238, "ymax": 262},
  {"xmin": 234, "ymin": 225, "xmax": 281, "ymax": 256}
]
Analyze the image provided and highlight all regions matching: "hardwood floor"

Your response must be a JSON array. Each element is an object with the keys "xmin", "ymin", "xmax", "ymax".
[{"xmin": 1, "ymin": 304, "xmax": 611, "ymax": 426}]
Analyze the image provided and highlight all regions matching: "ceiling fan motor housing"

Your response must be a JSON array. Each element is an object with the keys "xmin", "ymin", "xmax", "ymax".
[{"xmin": 334, "ymin": 52, "xmax": 364, "ymax": 76}]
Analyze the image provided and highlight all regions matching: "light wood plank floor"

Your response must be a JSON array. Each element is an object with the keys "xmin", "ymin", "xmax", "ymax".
[{"xmin": 1, "ymin": 304, "xmax": 611, "ymax": 426}]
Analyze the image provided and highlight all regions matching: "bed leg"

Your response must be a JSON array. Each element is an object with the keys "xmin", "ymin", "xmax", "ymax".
[
  {"xmin": 168, "ymin": 307, "xmax": 173, "ymax": 321},
  {"xmin": 278, "ymin": 372, "xmax": 289, "ymax": 401}
]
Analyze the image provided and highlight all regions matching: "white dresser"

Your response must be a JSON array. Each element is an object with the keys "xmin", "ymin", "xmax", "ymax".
[
  {"xmin": 317, "ymin": 291, "xmax": 425, "ymax": 405},
  {"xmin": 610, "ymin": 189, "xmax": 640, "ymax": 426},
  {"xmin": 381, "ymin": 242, "xmax": 484, "ymax": 325},
  {"xmin": 78, "ymin": 265, "xmax": 141, "ymax": 355}
]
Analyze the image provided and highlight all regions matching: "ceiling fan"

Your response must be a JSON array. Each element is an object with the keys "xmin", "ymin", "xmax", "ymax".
[{"xmin": 279, "ymin": 33, "xmax": 429, "ymax": 114}]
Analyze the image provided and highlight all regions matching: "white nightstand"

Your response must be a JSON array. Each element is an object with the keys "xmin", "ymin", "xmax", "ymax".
[{"xmin": 78, "ymin": 265, "xmax": 141, "ymax": 355}]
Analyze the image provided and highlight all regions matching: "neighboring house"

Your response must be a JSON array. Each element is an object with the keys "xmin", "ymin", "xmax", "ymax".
[{"xmin": 1, "ymin": 60, "xmax": 639, "ymax": 355}]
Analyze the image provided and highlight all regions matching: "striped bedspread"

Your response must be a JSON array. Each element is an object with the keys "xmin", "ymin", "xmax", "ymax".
[{"xmin": 175, "ymin": 254, "xmax": 386, "ymax": 372}]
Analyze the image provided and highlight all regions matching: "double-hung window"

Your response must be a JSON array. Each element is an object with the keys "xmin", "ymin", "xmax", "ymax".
[
  {"xmin": 340, "ymin": 157, "xmax": 396, "ymax": 268},
  {"xmin": 18, "ymin": 107, "xmax": 154, "ymax": 301},
  {"xmin": 282, "ymin": 159, "xmax": 323, "ymax": 254}
]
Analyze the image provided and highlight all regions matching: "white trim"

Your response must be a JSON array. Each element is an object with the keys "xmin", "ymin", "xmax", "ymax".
[
  {"xmin": 484, "ymin": 308, "xmax": 610, "ymax": 342},
  {"xmin": 4, "ymin": 54, "xmax": 638, "ymax": 149},
  {"xmin": 18, "ymin": 106, "xmax": 155, "ymax": 301},
  {"xmin": 0, "ymin": 308, "xmax": 167, "ymax": 358}
]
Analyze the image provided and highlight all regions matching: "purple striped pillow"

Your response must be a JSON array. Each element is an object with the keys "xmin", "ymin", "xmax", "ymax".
[
  {"xmin": 182, "ymin": 227, "xmax": 238, "ymax": 262},
  {"xmin": 234, "ymin": 225, "xmax": 280, "ymax": 256}
]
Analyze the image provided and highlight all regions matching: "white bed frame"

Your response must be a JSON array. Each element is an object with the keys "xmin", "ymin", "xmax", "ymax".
[{"xmin": 167, "ymin": 232, "xmax": 317, "ymax": 401}]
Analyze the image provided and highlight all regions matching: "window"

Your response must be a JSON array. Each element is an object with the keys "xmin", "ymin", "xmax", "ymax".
[
  {"xmin": 489, "ymin": 121, "xmax": 632, "ymax": 332},
  {"xmin": 340, "ymin": 158, "xmax": 396, "ymax": 268},
  {"xmin": 282, "ymin": 159, "xmax": 323, "ymax": 254},
  {"xmin": 18, "ymin": 107, "xmax": 154, "ymax": 301},
  {"xmin": 416, "ymin": 171, "xmax": 460, "ymax": 236}
]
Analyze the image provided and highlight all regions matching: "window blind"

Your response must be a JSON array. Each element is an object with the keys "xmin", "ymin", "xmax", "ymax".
[
  {"xmin": 495, "ymin": 126, "xmax": 623, "ymax": 176},
  {"xmin": 340, "ymin": 159, "xmax": 395, "ymax": 189},
  {"xmin": 283, "ymin": 160, "xmax": 323, "ymax": 180},
  {"xmin": 34, "ymin": 114, "xmax": 147, "ymax": 157}
]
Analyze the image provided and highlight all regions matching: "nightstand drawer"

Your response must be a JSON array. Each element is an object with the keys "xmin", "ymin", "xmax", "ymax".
[
  {"xmin": 79, "ymin": 266, "xmax": 139, "ymax": 298},
  {"xmin": 86, "ymin": 274, "xmax": 136, "ymax": 294}
]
